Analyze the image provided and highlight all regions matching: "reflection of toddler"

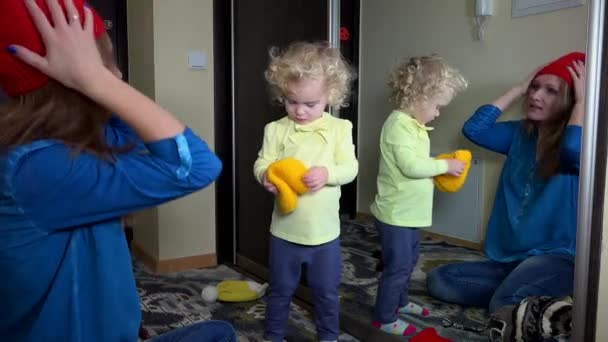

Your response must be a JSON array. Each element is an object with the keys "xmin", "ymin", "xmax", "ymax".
[
  {"xmin": 371, "ymin": 55, "xmax": 467, "ymax": 336},
  {"xmin": 253, "ymin": 41, "xmax": 358, "ymax": 342}
]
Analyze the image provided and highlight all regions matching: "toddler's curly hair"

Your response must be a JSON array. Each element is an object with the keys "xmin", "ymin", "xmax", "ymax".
[
  {"xmin": 388, "ymin": 55, "xmax": 467, "ymax": 110},
  {"xmin": 265, "ymin": 41, "xmax": 355, "ymax": 108}
]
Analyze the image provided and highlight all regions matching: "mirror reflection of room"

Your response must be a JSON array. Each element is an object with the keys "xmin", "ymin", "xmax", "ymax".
[{"xmin": 338, "ymin": 0, "xmax": 588, "ymax": 341}]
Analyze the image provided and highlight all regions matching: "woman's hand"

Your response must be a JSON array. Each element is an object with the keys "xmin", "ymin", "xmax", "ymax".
[
  {"xmin": 10, "ymin": 0, "xmax": 186, "ymax": 142},
  {"xmin": 492, "ymin": 65, "xmax": 543, "ymax": 111},
  {"xmin": 568, "ymin": 60, "xmax": 586, "ymax": 105},
  {"xmin": 516, "ymin": 66, "xmax": 543, "ymax": 97},
  {"xmin": 10, "ymin": 0, "xmax": 108, "ymax": 92},
  {"xmin": 567, "ymin": 59, "xmax": 586, "ymax": 126}
]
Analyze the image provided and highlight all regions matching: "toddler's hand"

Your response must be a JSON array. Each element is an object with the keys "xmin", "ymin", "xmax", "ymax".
[
  {"xmin": 302, "ymin": 166, "xmax": 328, "ymax": 192},
  {"xmin": 446, "ymin": 159, "xmax": 465, "ymax": 177},
  {"xmin": 262, "ymin": 171, "xmax": 278, "ymax": 194}
]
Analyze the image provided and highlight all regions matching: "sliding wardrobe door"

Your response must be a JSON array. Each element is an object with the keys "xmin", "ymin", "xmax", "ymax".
[{"xmin": 232, "ymin": 0, "xmax": 328, "ymax": 275}]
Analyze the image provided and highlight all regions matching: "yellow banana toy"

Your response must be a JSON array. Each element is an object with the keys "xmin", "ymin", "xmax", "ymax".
[
  {"xmin": 433, "ymin": 150, "xmax": 472, "ymax": 193},
  {"xmin": 267, "ymin": 158, "xmax": 309, "ymax": 214}
]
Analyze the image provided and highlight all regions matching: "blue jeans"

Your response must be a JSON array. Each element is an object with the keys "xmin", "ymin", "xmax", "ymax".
[
  {"xmin": 373, "ymin": 219, "xmax": 420, "ymax": 324},
  {"xmin": 426, "ymin": 253, "xmax": 574, "ymax": 313},
  {"xmin": 265, "ymin": 236, "xmax": 341, "ymax": 342},
  {"xmin": 149, "ymin": 320, "xmax": 237, "ymax": 342}
]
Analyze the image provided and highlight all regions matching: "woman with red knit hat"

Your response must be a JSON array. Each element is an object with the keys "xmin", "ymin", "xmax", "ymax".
[
  {"xmin": 0, "ymin": 0, "xmax": 235, "ymax": 341},
  {"xmin": 427, "ymin": 52, "xmax": 585, "ymax": 313}
]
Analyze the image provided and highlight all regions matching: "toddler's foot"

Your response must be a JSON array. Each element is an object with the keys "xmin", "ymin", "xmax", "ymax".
[
  {"xmin": 371, "ymin": 319, "xmax": 416, "ymax": 336},
  {"xmin": 399, "ymin": 302, "xmax": 429, "ymax": 316}
]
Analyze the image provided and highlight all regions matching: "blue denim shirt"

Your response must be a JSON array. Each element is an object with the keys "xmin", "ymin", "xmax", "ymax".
[
  {"xmin": 0, "ymin": 118, "xmax": 222, "ymax": 341},
  {"xmin": 463, "ymin": 105, "xmax": 580, "ymax": 262}
]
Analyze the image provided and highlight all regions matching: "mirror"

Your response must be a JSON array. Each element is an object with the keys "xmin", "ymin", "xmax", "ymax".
[
  {"xmin": 216, "ymin": 0, "xmax": 603, "ymax": 341},
  {"xmin": 337, "ymin": 1, "xmax": 591, "ymax": 341}
]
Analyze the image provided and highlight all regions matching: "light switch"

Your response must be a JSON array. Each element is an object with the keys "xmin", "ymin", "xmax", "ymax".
[{"xmin": 188, "ymin": 50, "xmax": 207, "ymax": 70}]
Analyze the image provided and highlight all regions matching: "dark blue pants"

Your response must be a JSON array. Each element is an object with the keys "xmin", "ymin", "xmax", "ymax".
[
  {"xmin": 373, "ymin": 219, "xmax": 420, "ymax": 324},
  {"xmin": 264, "ymin": 236, "xmax": 341, "ymax": 342},
  {"xmin": 426, "ymin": 253, "xmax": 574, "ymax": 313},
  {"xmin": 150, "ymin": 320, "xmax": 237, "ymax": 342}
]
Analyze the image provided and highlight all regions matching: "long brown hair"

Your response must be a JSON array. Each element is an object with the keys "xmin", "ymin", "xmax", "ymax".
[
  {"xmin": 0, "ymin": 33, "xmax": 126, "ymax": 158},
  {"xmin": 522, "ymin": 78, "xmax": 575, "ymax": 178}
]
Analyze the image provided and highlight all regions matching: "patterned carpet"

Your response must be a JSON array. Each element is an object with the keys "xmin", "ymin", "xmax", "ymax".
[
  {"xmin": 339, "ymin": 218, "xmax": 491, "ymax": 341},
  {"xmin": 136, "ymin": 263, "xmax": 359, "ymax": 341},
  {"xmin": 136, "ymin": 218, "xmax": 491, "ymax": 341}
]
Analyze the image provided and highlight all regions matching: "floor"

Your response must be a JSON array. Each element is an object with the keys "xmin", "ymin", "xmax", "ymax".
[{"xmin": 135, "ymin": 218, "xmax": 491, "ymax": 341}]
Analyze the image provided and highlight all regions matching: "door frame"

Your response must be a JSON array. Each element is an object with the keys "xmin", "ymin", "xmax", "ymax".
[{"xmin": 213, "ymin": 0, "xmax": 235, "ymax": 265}]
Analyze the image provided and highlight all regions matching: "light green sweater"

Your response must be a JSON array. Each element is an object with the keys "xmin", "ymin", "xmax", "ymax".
[
  {"xmin": 370, "ymin": 110, "xmax": 449, "ymax": 227},
  {"xmin": 254, "ymin": 113, "xmax": 358, "ymax": 245}
]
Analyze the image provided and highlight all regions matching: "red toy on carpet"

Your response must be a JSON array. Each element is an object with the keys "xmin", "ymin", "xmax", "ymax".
[{"xmin": 410, "ymin": 327, "xmax": 452, "ymax": 342}]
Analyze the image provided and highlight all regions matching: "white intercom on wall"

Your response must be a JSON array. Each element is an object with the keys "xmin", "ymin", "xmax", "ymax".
[
  {"xmin": 474, "ymin": 0, "xmax": 493, "ymax": 41},
  {"xmin": 475, "ymin": 0, "xmax": 493, "ymax": 17}
]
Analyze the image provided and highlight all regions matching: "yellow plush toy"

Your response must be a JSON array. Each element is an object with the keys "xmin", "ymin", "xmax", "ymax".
[
  {"xmin": 201, "ymin": 280, "xmax": 269, "ymax": 303},
  {"xmin": 433, "ymin": 150, "xmax": 472, "ymax": 193},
  {"xmin": 266, "ymin": 158, "xmax": 309, "ymax": 214}
]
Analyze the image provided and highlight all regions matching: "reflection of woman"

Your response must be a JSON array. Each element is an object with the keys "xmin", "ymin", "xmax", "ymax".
[{"xmin": 427, "ymin": 52, "xmax": 585, "ymax": 313}]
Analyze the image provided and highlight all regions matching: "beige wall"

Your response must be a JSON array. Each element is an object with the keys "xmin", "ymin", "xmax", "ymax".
[
  {"xmin": 357, "ymin": 0, "xmax": 588, "ymax": 234},
  {"xmin": 127, "ymin": 0, "xmax": 217, "ymax": 261}
]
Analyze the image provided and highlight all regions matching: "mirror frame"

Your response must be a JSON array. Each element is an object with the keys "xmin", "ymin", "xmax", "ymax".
[{"xmin": 573, "ymin": 0, "xmax": 607, "ymax": 341}]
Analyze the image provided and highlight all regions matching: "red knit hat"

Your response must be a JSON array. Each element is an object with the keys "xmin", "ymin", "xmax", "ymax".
[
  {"xmin": 0, "ymin": 0, "xmax": 106, "ymax": 97},
  {"xmin": 534, "ymin": 51, "xmax": 586, "ymax": 87}
]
